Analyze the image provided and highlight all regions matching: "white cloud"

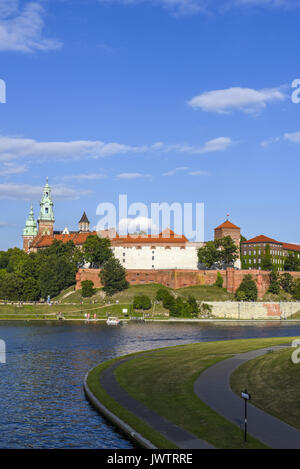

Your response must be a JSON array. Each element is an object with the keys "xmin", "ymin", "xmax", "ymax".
[
  {"xmin": 62, "ymin": 173, "xmax": 107, "ymax": 181},
  {"xmin": 163, "ymin": 166, "xmax": 189, "ymax": 176},
  {"xmin": 163, "ymin": 167, "xmax": 209, "ymax": 176},
  {"xmin": 188, "ymin": 170, "xmax": 209, "ymax": 176},
  {"xmin": 0, "ymin": 1, "xmax": 61, "ymax": 53},
  {"xmin": 284, "ymin": 132, "xmax": 300, "ymax": 144},
  {"xmin": 116, "ymin": 172, "xmax": 151, "ymax": 180},
  {"xmin": 260, "ymin": 136, "xmax": 280, "ymax": 147},
  {"xmin": 0, "ymin": 135, "xmax": 234, "ymax": 162},
  {"xmin": 187, "ymin": 86, "xmax": 286, "ymax": 114},
  {"xmin": 196, "ymin": 137, "xmax": 232, "ymax": 153},
  {"xmin": 0, "ymin": 221, "xmax": 9, "ymax": 228},
  {"xmin": 0, "ymin": 183, "xmax": 91, "ymax": 200},
  {"xmin": 0, "ymin": 162, "xmax": 27, "ymax": 175},
  {"xmin": 118, "ymin": 216, "xmax": 158, "ymax": 233},
  {"xmin": 97, "ymin": 0, "xmax": 300, "ymax": 15}
]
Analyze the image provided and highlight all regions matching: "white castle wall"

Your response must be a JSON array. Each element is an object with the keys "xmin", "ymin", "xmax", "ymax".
[{"xmin": 112, "ymin": 245, "xmax": 201, "ymax": 270}]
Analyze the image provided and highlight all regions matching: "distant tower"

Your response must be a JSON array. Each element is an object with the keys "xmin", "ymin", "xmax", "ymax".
[
  {"xmin": 214, "ymin": 219, "xmax": 241, "ymax": 252},
  {"xmin": 214, "ymin": 219, "xmax": 241, "ymax": 268},
  {"xmin": 23, "ymin": 204, "xmax": 38, "ymax": 251},
  {"xmin": 78, "ymin": 211, "xmax": 90, "ymax": 232},
  {"xmin": 38, "ymin": 177, "xmax": 55, "ymax": 235}
]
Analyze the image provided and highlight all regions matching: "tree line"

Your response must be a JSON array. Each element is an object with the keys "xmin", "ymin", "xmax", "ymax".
[{"xmin": 0, "ymin": 235, "xmax": 128, "ymax": 301}]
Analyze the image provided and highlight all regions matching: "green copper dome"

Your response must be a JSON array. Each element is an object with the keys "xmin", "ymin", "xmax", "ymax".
[
  {"xmin": 38, "ymin": 177, "xmax": 55, "ymax": 222},
  {"xmin": 23, "ymin": 204, "xmax": 38, "ymax": 237}
]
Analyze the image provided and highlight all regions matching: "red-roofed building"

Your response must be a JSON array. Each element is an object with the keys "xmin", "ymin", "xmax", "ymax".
[{"xmin": 241, "ymin": 235, "xmax": 300, "ymax": 271}]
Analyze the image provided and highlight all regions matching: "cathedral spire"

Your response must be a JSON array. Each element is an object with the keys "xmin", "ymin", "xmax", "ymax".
[
  {"xmin": 23, "ymin": 204, "xmax": 38, "ymax": 251},
  {"xmin": 38, "ymin": 177, "xmax": 55, "ymax": 235}
]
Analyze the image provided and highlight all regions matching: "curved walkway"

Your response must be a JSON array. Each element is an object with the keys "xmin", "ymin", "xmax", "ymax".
[
  {"xmin": 100, "ymin": 357, "xmax": 214, "ymax": 449},
  {"xmin": 194, "ymin": 345, "xmax": 300, "ymax": 449}
]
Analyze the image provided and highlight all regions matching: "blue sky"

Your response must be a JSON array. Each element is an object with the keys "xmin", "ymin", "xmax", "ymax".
[{"xmin": 1, "ymin": 0, "xmax": 300, "ymax": 249}]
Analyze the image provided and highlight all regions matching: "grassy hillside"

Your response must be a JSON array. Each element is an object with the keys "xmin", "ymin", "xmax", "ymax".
[{"xmin": 58, "ymin": 283, "xmax": 232, "ymax": 304}]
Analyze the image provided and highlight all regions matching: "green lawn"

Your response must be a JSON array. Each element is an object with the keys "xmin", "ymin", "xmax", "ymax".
[
  {"xmin": 0, "ymin": 302, "xmax": 133, "ymax": 320},
  {"xmin": 176, "ymin": 285, "xmax": 233, "ymax": 301},
  {"xmin": 88, "ymin": 337, "xmax": 296, "ymax": 449},
  {"xmin": 230, "ymin": 346, "xmax": 300, "ymax": 430}
]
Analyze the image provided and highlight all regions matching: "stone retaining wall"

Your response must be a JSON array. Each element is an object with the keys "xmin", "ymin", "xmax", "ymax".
[
  {"xmin": 76, "ymin": 268, "xmax": 300, "ymax": 298},
  {"xmin": 207, "ymin": 301, "xmax": 300, "ymax": 319}
]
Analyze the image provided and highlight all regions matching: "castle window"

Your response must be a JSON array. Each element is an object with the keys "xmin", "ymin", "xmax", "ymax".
[{"xmin": 152, "ymin": 256, "xmax": 154, "ymax": 260}]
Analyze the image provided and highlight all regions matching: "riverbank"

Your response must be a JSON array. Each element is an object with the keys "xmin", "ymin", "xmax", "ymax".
[
  {"xmin": 85, "ymin": 337, "xmax": 298, "ymax": 449},
  {"xmin": 1, "ymin": 297, "xmax": 300, "ymax": 321}
]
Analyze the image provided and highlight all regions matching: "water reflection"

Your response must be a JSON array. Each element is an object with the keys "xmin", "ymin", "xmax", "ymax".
[{"xmin": 0, "ymin": 320, "xmax": 299, "ymax": 449}]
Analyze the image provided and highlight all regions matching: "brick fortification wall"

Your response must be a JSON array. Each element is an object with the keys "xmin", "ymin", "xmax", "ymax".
[{"xmin": 76, "ymin": 267, "xmax": 300, "ymax": 298}]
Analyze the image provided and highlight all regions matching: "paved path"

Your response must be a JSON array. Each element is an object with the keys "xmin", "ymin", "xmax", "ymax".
[
  {"xmin": 194, "ymin": 345, "xmax": 300, "ymax": 449},
  {"xmin": 100, "ymin": 357, "xmax": 214, "ymax": 449}
]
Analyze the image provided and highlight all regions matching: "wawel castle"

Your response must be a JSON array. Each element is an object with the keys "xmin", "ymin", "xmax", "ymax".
[{"xmin": 23, "ymin": 179, "xmax": 299, "ymax": 271}]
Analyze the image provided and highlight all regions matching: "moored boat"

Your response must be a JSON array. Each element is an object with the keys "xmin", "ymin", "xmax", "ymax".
[{"xmin": 106, "ymin": 317, "xmax": 120, "ymax": 326}]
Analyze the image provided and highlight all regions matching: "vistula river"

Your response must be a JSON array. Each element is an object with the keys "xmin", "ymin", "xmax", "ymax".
[{"xmin": 0, "ymin": 320, "xmax": 300, "ymax": 449}]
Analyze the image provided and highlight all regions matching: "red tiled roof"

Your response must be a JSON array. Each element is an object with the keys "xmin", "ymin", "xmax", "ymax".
[
  {"xmin": 32, "ymin": 231, "xmax": 98, "ymax": 248},
  {"xmin": 112, "ymin": 231, "xmax": 188, "ymax": 245},
  {"xmin": 31, "ymin": 229, "xmax": 188, "ymax": 248},
  {"xmin": 282, "ymin": 242, "xmax": 300, "ymax": 252},
  {"xmin": 242, "ymin": 235, "xmax": 281, "ymax": 245},
  {"xmin": 215, "ymin": 220, "xmax": 240, "ymax": 230}
]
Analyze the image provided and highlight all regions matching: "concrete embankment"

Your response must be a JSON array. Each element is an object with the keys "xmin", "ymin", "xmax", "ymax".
[{"xmin": 206, "ymin": 301, "xmax": 300, "ymax": 320}]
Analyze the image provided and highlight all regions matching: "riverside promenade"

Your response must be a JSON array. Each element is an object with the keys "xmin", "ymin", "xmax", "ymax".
[{"xmin": 195, "ymin": 345, "xmax": 300, "ymax": 449}]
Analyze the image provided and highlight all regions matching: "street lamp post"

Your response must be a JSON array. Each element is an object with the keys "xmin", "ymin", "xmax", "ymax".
[{"xmin": 241, "ymin": 389, "xmax": 251, "ymax": 442}]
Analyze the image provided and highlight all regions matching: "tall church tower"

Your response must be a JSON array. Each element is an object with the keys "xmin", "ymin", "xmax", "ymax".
[
  {"xmin": 78, "ymin": 211, "xmax": 90, "ymax": 232},
  {"xmin": 23, "ymin": 204, "xmax": 38, "ymax": 251},
  {"xmin": 38, "ymin": 177, "xmax": 55, "ymax": 236}
]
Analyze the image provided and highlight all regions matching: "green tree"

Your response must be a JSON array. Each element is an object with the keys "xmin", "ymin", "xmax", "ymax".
[
  {"xmin": 133, "ymin": 295, "xmax": 151, "ymax": 310},
  {"xmin": 162, "ymin": 291, "xmax": 176, "ymax": 310},
  {"xmin": 186, "ymin": 295, "xmax": 199, "ymax": 317},
  {"xmin": 268, "ymin": 271, "xmax": 280, "ymax": 294},
  {"xmin": 235, "ymin": 274, "xmax": 258, "ymax": 301},
  {"xmin": 214, "ymin": 272, "xmax": 224, "ymax": 288},
  {"xmin": 197, "ymin": 241, "xmax": 221, "ymax": 269},
  {"xmin": 280, "ymin": 273, "xmax": 294, "ymax": 293},
  {"xmin": 81, "ymin": 280, "xmax": 95, "ymax": 297},
  {"xmin": 261, "ymin": 244, "xmax": 273, "ymax": 271},
  {"xmin": 83, "ymin": 235, "xmax": 112, "ymax": 268},
  {"xmin": 216, "ymin": 236, "xmax": 238, "ymax": 266},
  {"xmin": 22, "ymin": 277, "xmax": 40, "ymax": 301},
  {"xmin": 284, "ymin": 253, "xmax": 300, "ymax": 272},
  {"xmin": 100, "ymin": 257, "xmax": 129, "ymax": 296},
  {"xmin": 292, "ymin": 279, "xmax": 300, "ymax": 300},
  {"xmin": 156, "ymin": 287, "xmax": 170, "ymax": 302},
  {"xmin": 0, "ymin": 272, "xmax": 24, "ymax": 301}
]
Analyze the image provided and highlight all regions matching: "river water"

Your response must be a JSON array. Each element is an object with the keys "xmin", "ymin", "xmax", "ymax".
[{"xmin": 0, "ymin": 320, "xmax": 299, "ymax": 449}]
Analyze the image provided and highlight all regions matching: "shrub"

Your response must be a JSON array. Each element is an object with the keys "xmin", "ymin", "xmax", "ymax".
[
  {"xmin": 280, "ymin": 273, "xmax": 294, "ymax": 293},
  {"xmin": 214, "ymin": 272, "xmax": 224, "ymax": 288},
  {"xmin": 133, "ymin": 295, "xmax": 151, "ymax": 310},
  {"xmin": 235, "ymin": 274, "xmax": 258, "ymax": 301},
  {"xmin": 81, "ymin": 280, "xmax": 95, "ymax": 298},
  {"xmin": 292, "ymin": 279, "xmax": 300, "ymax": 300},
  {"xmin": 268, "ymin": 271, "xmax": 280, "ymax": 295},
  {"xmin": 156, "ymin": 288, "xmax": 169, "ymax": 302}
]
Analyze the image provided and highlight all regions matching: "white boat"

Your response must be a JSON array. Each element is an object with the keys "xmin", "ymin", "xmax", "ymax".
[{"xmin": 106, "ymin": 317, "xmax": 120, "ymax": 326}]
